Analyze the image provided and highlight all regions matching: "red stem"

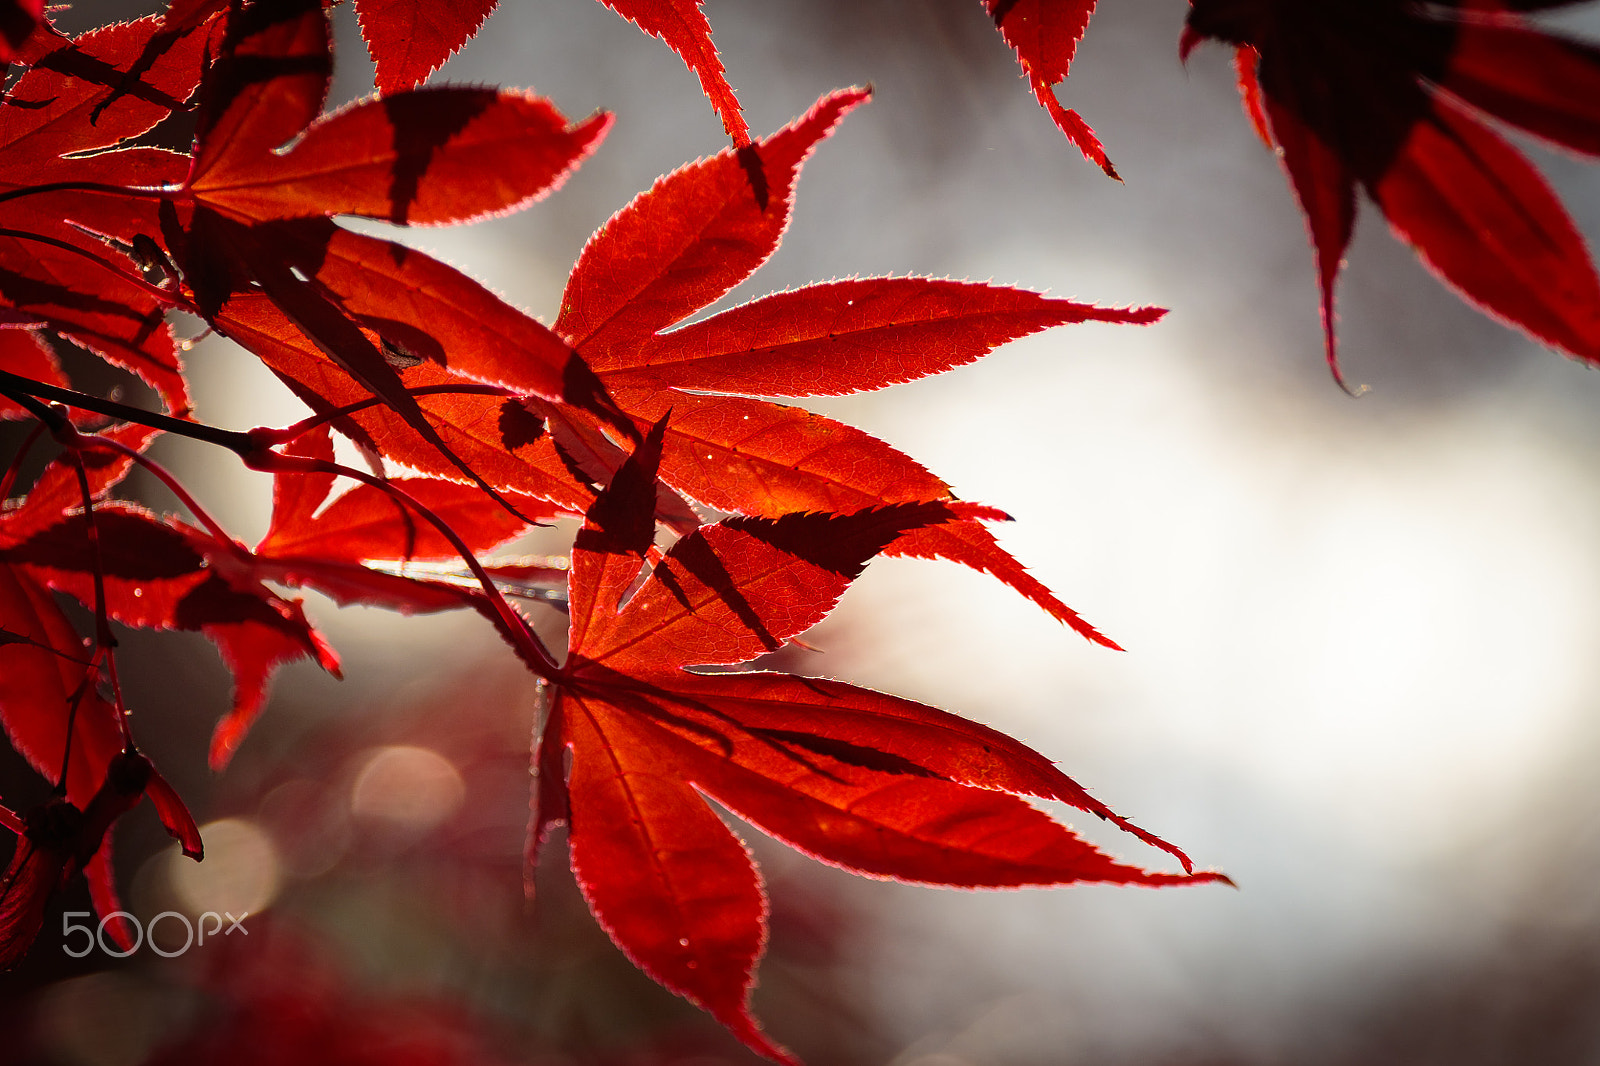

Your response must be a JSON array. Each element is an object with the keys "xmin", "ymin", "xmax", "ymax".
[
  {"xmin": 69, "ymin": 429, "xmax": 242, "ymax": 552},
  {"xmin": 66, "ymin": 453, "xmax": 132, "ymax": 747}
]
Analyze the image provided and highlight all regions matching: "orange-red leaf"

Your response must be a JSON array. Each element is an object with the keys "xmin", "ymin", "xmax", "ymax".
[
  {"xmin": 567, "ymin": 416, "xmax": 667, "ymax": 653},
  {"xmin": 574, "ymin": 505, "xmax": 958, "ymax": 673},
  {"xmin": 647, "ymin": 702, "xmax": 1215, "ymax": 889},
  {"xmin": 271, "ymin": 222, "xmax": 585, "ymax": 402},
  {"xmin": 257, "ymin": 476, "xmax": 552, "ymax": 562},
  {"xmin": 0, "ymin": 15, "xmax": 210, "ymax": 170},
  {"xmin": 554, "ymin": 89, "xmax": 1154, "ymax": 638},
  {"xmin": 216, "ymin": 295, "xmax": 597, "ymax": 514}
]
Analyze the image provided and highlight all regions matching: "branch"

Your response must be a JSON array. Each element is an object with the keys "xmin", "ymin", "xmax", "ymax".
[{"xmin": 0, "ymin": 368, "xmax": 255, "ymax": 455}]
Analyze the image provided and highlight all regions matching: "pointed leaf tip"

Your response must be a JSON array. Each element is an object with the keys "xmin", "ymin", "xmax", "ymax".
[{"xmin": 357, "ymin": 0, "xmax": 500, "ymax": 95}]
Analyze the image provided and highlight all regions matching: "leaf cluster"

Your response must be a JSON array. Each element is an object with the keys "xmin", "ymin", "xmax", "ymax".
[{"xmin": 0, "ymin": 0, "xmax": 1594, "ymax": 1059}]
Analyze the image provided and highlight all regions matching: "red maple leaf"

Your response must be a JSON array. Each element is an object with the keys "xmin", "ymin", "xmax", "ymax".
[
  {"xmin": 550, "ymin": 86, "xmax": 1163, "ymax": 647},
  {"xmin": 1182, "ymin": 0, "xmax": 1600, "ymax": 385},
  {"xmin": 535, "ymin": 421, "xmax": 1227, "ymax": 1062}
]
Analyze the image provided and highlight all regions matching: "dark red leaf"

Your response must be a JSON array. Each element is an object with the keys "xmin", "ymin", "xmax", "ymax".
[
  {"xmin": 0, "ymin": 563, "xmax": 147, "ymax": 821},
  {"xmin": 1437, "ymin": 21, "xmax": 1600, "ymax": 158},
  {"xmin": 0, "ymin": 504, "xmax": 344, "ymax": 770},
  {"xmin": 202, "ymin": 616, "xmax": 330, "ymax": 769},
  {"xmin": 1369, "ymin": 92, "xmax": 1600, "ymax": 361},
  {"xmin": 1258, "ymin": 70, "xmax": 1359, "ymax": 387},
  {"xmin": 0, "ymin": 422, "xmax": 161, "ymax": 547},
  {"xmin": 1190, "ymin": 0, "xmax": 1600, "ymax": 378},
  {"xmin": 0, "ymin": 237, "xmax": 189, "ymax": 415}
]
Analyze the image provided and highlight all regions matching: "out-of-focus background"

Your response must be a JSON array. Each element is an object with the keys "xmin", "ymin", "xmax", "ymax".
[{"xmin": 8, "ymin": 1, "xmax": 1600, "ymax": 1063}]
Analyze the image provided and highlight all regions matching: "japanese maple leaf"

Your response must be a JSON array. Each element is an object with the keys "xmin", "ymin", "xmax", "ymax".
[
  {"xmin": 204, "ymin": 292, "xmax": 610, "ymax": 524},
  {"xmin": 550, "ymin": 86, "xmax": 1164, "ymax": 647},
  {"xmin": 984, "ymin": 0, "xmax": 1117, "ymax": 177},
  {"xmin": 0, "ymin": 423, "xmax": 334, "ymax": 771},
  {"xmin": 535, "ymin": 422, "xmax": 1227, "ymax": 1063},
  {"xmin": 1182, "ymin": 0, "xmax": 1600, "ymax": 385}
]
